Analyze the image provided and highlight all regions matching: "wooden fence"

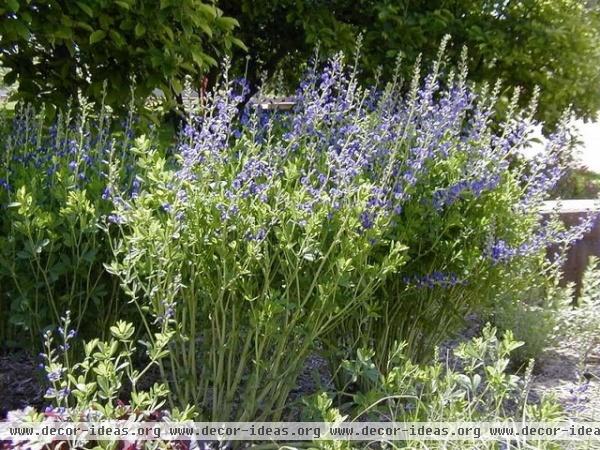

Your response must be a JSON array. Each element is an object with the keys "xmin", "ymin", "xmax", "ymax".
[{"xmin": 542, "ymin": 200, "xmax": 600, "ymax": 298}]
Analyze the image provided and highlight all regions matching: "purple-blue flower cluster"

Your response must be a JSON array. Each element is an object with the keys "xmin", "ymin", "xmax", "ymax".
[
  {"xmin": 38, "ymin": 311, "xmax": 78, "ymax": 404},
  {"xmin": 489, "ymin": 211, "xmax": 600, "ymax": 264},
  {"xmin": 518, "ymin": 123, "xmax": 572, "ymax": 209},
  {"xmin": 403, "ymin": 272, "xmax": 466, "ymax": 289},
  {"xmin": 433, "ymin": 174, "xmax": 501, "ymax": 210},
  {"xmin": 161, "ymin": 53, "xmax": 594, "ymax": 288},
  {"xmin": 175, "ymin": 78, "xmax": 249, "ymax": 184},
  {"xmin": 0, "ymin": 103, "xmax": 139, "ymax": 209}
]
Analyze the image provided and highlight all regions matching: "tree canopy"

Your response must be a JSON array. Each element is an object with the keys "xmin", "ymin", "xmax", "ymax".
[
  {"xmin": 221, "ymin": 0, "xmax": 600, "ymax": 125},
  {"xmin": 0, "ymin": 0, "xmax": 244, "ymax": 111},
  {"xmin": 2, "ymin": 0, "xmax": 599, "ymax": 124}
]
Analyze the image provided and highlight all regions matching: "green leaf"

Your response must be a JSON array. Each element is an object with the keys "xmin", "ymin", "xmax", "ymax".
[
  {"xmin": 162, "ymin": 25, "xmax": 174, "ymax": 41},
  {"xmin": 75, "ymin": 1, "xmax": 94, "ymax": 17},
  {"xmin": 98, "ymin": 13, "xmax": 112, "ymax": 30},
  {"xmin": 135, "ymin": 23, "xmax": 146, "ymax": 37},
  {"xmin": 55, "ymin": 26, "xmax": 73, "ymax": 40},
  {"xmin": 216, "ymin": 16, "xmax": 239, "ymax": 30},
  {"xmin": 115, "ymin": 1, "xmax": 131, "ymax": 10},
  {"xmin": 75, "ymin": 21, "xmax": 94, "ymax": 32},
  {"xmin": 109, "ymin": 30, "xmax": 126, "ymax": 47},
  {"xmin": 20, "ymin": 11, "xmax": 32, "ymax": 23},
  {"xmin": 198, "ymin": 22, "xmax": 213, "ymax": 38},
  {"xmin": 191, "ymin": 48, "xmax": 217, "ymax": 67},
  {"xmin": 196, "ymin": 3, "xmax": 217, "ymax": 18},
  {"xmin": 89, "ymin": 29, "xmax": 106, "ymax": 44},
  {"xmin": 10, "ymin": 20, "xmax": 30, "ymax": 39},
  {"xmin": 231, "ymin": 37, "xmax": 247, "ymax": 51},
  {"xmin": 171, "ymin": 78, "xmax": 182, "ymax": 94},
  {"xmin": 7, "ymin": 0, "xmax": 19, "ymax": 12}
]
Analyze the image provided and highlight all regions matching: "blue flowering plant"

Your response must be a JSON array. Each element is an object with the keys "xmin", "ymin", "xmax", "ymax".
[
  {"xmin": 317, "ymin": 43, "xmax": 598, "ymax": 374},
  {"xmin": 106, "ymin": 65, "xmax": 408, "ymax": 421},
  {"xmin": 0, "ymin": 97, "xmax": 139, "ymax": 345},
  {"xmin": 104, "ymin": 42, "xmax": 595, "ymax": 420},
  {"xmin": 39, "ymin": 311, "xmax": 176, "ymax": 418}
]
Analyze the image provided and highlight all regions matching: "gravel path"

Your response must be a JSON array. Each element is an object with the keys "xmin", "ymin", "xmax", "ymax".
[{"xmin": 530, "ymin": 341, "xmax": 600, "ymax": 420}]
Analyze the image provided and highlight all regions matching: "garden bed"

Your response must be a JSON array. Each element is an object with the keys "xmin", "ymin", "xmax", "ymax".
[
  {"xmin": 3, "ymin": 321, "xmax": 598, "ymax": 422},
  {"xmin": 2, "ymin": 48, "xmax": 600, "ymax": 450}
]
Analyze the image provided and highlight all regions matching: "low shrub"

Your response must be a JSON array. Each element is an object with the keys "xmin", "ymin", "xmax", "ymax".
[
  {"xmin": 490, "ymin": 271, "xmax": 572, "ymax": 368},
  {"xmin": 303, "ymin": 325, "xmax": 565, "ymax": 450},
  {"xmin": 3, "ymin": 312, "xmax": 195, "ymax": 450},
  {"xmin": 39, "ymin": 311, "xmax": 174, "ymax": 417},
  {"xmin": 104, "ymin": 47, "xmax": 595, "ymax": 419}
]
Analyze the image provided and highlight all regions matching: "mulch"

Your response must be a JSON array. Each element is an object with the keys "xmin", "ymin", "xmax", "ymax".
[{"xmin": 0, "ymin": 352, "xmax": 45, "ymax": 419}]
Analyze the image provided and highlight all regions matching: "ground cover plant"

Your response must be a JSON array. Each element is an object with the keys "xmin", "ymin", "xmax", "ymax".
[
  {"xmin": 301, "ymin": 325, "xmax": 566, "ymax": 450},
  {"xmin": 4, "ymin": 325, "xmax": 568, "ymax": 450},
  {"xmin": 0, "ymin": 42, "xmax": 598, "ymax": 448}
]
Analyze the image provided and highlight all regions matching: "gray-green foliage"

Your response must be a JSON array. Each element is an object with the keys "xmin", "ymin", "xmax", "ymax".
[
  {"xmin": 495, "ymin": 254, "xmax": 600, "ymax": 372},
  {"xmin": 492, "ymin": 281, "xmax": 571, "ymax": 367},
  {"xmin": 558, "ymin": 256, "xmax": 600, "ymax": 366},
  {"xmin": 302, "ymin": 325, "xmax": 565, "ymax": 450}
]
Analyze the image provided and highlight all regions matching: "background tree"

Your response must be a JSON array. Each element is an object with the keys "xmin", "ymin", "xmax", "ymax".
[
  {"xmin": 221, "ymin": 0, "xmax": 600, "ymax": 125},
  {"xmin": 0, "ymin": 0, "xmax": 245, "ymax": 112}
]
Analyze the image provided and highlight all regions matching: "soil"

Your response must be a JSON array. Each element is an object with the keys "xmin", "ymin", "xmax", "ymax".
[
  {"xmin": 0, "ymin": 352, "xmax": 45, "ymax": 418},
  {"xmin": 529, "ymin": 341, "xmax": 600, "ymax": 420},
  {"xmin": 440, "ymin": 314, "xmax": 600, "ymax": 420}
]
